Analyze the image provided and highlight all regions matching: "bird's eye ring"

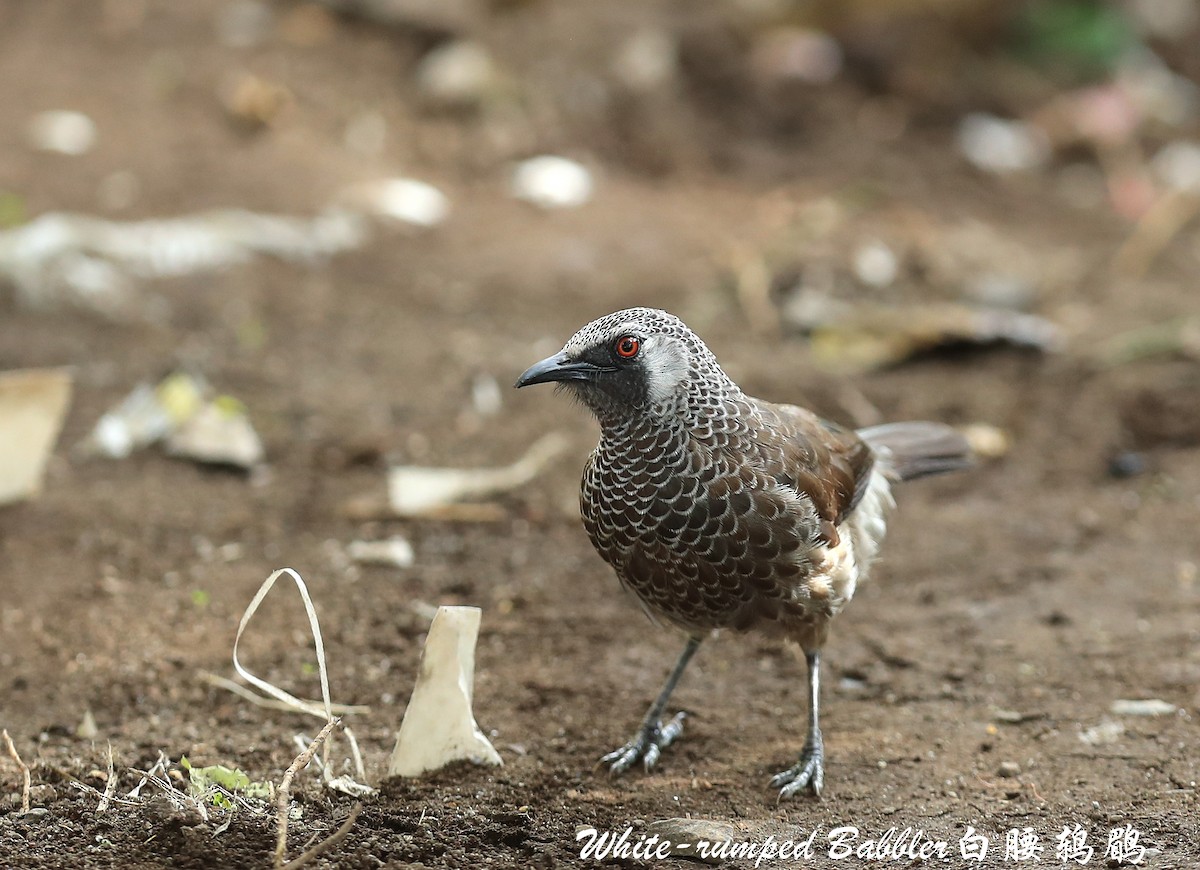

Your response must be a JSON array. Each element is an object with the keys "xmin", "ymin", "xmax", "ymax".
[{"xmin": 614, "ymin": 335, "xmax": 640, "ymax": 359}]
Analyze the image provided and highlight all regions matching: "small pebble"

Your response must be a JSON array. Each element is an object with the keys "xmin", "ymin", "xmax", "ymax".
[
  {"xmin": 416, "ymin": 40, "xmax": 496, "ymax": 110},
  {"xmin": 645, "ymin": 819, "xmax": 738, "ymax": 864},
  {"xmin": 962, "ymin": 423, "xmax": 1010, "ymax": 459},
  {"xmin": 958, "ymin": 112, "xmax": 1049, "ymax": 174},
  {"xmin": 1107, "ymin": 451, "xmax": 1147, "ymax": 479},
  {"xmin": 998, "ymin": 761, "xmax": 1021, "ymax": 778},
  {"xmin": 511, "ymin": 156, "xmax": 593, "ymax": 209},
  {"xmin": 28, "ymin": 110, "xmax": 96, "ymax": 156},
  {"xmin": 852, "ymin": 240, "xmax": 898, "ymax": 288}
]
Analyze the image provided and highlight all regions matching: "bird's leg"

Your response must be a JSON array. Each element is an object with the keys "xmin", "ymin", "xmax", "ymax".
[
  {"xmin": 601, "ymin": 636, "xmax": 701, "ymax": 775},
  {"xmin": 770, "ymin": 648, "xmax": 825, "ymax": 799}
]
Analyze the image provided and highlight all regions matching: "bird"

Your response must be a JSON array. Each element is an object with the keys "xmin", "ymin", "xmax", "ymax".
[{"xmin": 515, "ymin": 307, "xmax": 971, "ymax": 799}]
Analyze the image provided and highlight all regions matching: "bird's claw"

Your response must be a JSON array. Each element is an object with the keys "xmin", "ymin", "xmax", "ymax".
[
  {"xmin": 600, "ymin": 711, "xmax": 686, "ymax": 775},
  {"xmin": 770, "ymin": 735, "xmax": 824, "ymax": 800}
]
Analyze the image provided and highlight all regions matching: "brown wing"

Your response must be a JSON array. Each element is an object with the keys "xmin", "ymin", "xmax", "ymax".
[{"xmin": 744, "ymin": 398, "xmax": 875, "ymax": 541}]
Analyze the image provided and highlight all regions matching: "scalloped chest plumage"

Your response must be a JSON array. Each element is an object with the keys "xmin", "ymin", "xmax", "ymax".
[{"xmin": 578, "ymin": 390, "xmax": 891, "ymax": 645}]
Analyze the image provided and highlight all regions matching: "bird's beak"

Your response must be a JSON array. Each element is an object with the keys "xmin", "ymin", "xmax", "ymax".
[{"xmin": 514, "ymin": 351, "xmax": 607, "ymax": 388}]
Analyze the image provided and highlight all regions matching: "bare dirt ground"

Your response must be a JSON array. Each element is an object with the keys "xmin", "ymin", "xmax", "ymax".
[{"xmin": 2, "ymin": 2, "xmax": 1199, "ymax": 868}]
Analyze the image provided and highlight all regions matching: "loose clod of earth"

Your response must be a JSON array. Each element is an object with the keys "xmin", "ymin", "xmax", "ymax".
[{"xmin": 515, "ymin": 307, "xmax": 972, "ymax": 799}]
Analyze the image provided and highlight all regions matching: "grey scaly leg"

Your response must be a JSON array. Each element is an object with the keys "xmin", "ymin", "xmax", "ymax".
[
  {"xmin": 770, "ymin": 649, "xmax": 825, "ymax": 799},
  {"xmin": 602, "ymin": 636, "xmax": 701, "ymax": 775}
]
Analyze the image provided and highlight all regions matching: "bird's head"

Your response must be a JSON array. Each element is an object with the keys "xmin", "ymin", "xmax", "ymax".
[{"xmin": 515, "ymin": 308, "xmax": 729, "ymax": 422}]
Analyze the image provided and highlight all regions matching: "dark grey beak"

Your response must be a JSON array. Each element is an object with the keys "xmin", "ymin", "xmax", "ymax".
[{"xmin": 515, "ymin": 351, "xmax": 609, "ymax": 388}]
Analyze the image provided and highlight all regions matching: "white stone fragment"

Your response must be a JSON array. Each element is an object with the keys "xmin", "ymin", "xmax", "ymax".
[
  {"xmin": 511, "ymin": 156, "xmax": 593, "ymax": 209},
  {"xmin": 1079, "ymin": 720, "xmax": 1125, "ymax": 745},
  {"xmin": 81, "ymin": 373, "xmax": 206, "ymax": 459},
  {"xmin": 165, "ymin": 400, "xmax": 264, "ymax": 470},
  {"xmin": 388, "ymin": 605, "xmax": 502, "ymax": 777},
  {"xmin": 0, "ymin": 368, "xmax": 73, "ymax": 506},
  {"xmin": 960, "ymin": 423, "xmax": 1010, "ymax": 459},
  {"xmin": 347, "ymin": 537, "xmax": 415, "ymax": 568},
  {"xmin": 1152, "ymin": 140, "xmax": 1200, "ymax": 192},
  {"xmin": 28, "ymin": 110, "xmax": 97, "ymax": 156},
  {"xmin": 415, "ymin": 40, "xmax": 496, "ymax": 110},
  {"xmin": 852, "ymin": 240, "xmax": 898, "ymax": 288},
  {"xmin": 1110, "ymin": 698, "xmax": 1178, "ymax": 716},
  {"xmin": 387, "ymin": 432, "xmax": 566, "ymax": 516},
  {"xmin": 958, "ymin": 112, "xmax": 1050, "ymax": 174},
  {"xmin": 345, "ymin": 178, "xmax": 449, "ymax": 227}
]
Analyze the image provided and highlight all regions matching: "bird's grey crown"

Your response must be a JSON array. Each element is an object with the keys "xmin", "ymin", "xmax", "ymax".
[{"xmin": 562, "ymin": 307, "xmax": 741, "ymax": 427}]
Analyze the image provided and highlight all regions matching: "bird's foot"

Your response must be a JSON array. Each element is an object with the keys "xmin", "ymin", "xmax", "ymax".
[
  {"xmin": 599, "ymin": 712, "xmax": 687, "ymax": 775},
  {"xmin": 770, "ymin": 735, "xmax": 824, "ymax": 800}
]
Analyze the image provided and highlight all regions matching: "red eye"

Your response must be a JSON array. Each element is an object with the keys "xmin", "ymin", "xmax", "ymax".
[{"xmin": 615, "ymin": 335, "xmax": 640, "ymax": 359}]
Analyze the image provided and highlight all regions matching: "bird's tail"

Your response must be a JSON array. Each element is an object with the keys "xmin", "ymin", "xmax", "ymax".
[{"xmin": 857, "ymin": 422, "xmax": 973, "ymax": 482}]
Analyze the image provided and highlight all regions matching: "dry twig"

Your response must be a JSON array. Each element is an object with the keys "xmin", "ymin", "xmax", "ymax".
[
  {"xmin": 2, "ymin": 730, "xmax": 31, "ymax": 814},
  {"xmin": 98, "ymin": 743, "xmax": 118, "ymax": 813},
  {"xmin": 275, "ymin": 718, "xmax": 339, "ymax": 869},
  {"xmin": 280, "ymin": 803, "xmax": 362, "ymax": 870}
]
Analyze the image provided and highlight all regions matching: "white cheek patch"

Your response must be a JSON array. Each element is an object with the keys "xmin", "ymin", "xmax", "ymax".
[{"xmin": 641, "ymin": 335, "xmax": 689, "ymax": 406}]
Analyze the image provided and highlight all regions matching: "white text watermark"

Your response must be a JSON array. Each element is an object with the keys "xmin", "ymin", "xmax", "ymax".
[{"xmin": 575, "ymin": 822, "xmax": 1150, "ymax": 866}]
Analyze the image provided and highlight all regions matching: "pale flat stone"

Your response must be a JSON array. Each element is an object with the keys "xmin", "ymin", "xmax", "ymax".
[
  {"xmin": 0, "ymin": 368, "xmax": 73, "ymax": 506},
  {"xmin": 388, "ymin": 606, "xmax": 501, "ymax": 777}
]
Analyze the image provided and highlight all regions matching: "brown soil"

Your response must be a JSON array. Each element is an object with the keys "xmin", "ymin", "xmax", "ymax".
[{"xmin": 2, "ymin": 2, "xmax": 1198, "ymax": 868}]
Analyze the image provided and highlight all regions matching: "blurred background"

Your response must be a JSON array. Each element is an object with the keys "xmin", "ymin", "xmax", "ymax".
[{"xmin": 1, "ymin": 1, "xmax": 1198, "ymax": 865}]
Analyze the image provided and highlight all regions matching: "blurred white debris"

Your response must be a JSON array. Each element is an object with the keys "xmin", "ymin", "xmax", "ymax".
[
  {"xmin": 1110, "ymin": 699, "xmax": 1178, "ymax": 716},
  {"xmin": 960, "ymin": 423, "xmax": 1010, "ymax": 460},
  {"xmin": 388, "ymin": 606, "xmax": 502, "ymax": 777},
  {"xmin": 1152, "ymin": 141, "xmax": 1200, "ymax": 193},
  {"xmin": 470, "ymin": 373, "xmax": 502, "ymax": 417},
  {"xmin": 27, "ymin": 110, "xmax": 97, "ymax": 156},
  {"xmin": 82, "ymin": 373, "xmax": 263, "ymax": 470},
  {"xmin": 386, "ymin": 432, "xmax": 567, "ymax": 517},
  {"xmin": 751, "ymin": 27, "xmax": 843, "ymax": 85},
  {"xmin": 0, "ymin": 368, "xmax": 73, "ymax": 506},
  {"xmin": 612, "ymin": 29, "xmax": 678, "ymax": 92},
  {"xmin": 165, "ymin": 397, "xmax": 265, "ymax": 470},
  {"xmin": 511, "ymin": 156, "xmax": 593, "ymax": 209},
  {"xmin": 342, "ymin": 178, "xmax": 449, "ymax": 227},
  {"xmin": 415, "ymin": 40, "xmax": 496, "ymax": 110},
  {"xmin": 852, "ymin": 240, "xmax": 898, "ymax": 288},
  {"xmin": 81, "ymin": 373, "xmax": 206, "ymax": 459},
  {"xmin": 347, "ymin": 537, "xmax": 415, "ymax": 569},
  {"xmin": 958, "ymin": 113, "xmax": 1050, "ymax": 174},
  {"xmin": 1078, "ymin": 720, "xmax": 1124, "ymax": 745},
  {"xmin": 0, "ymin": 209, "xmax": 366, "ymax": 318},
  {"xmin": 76, "ymin": 709, "xmax": 99, "ymax": 740}
]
